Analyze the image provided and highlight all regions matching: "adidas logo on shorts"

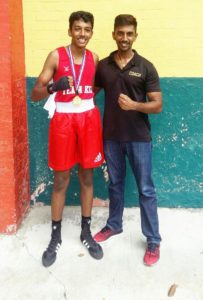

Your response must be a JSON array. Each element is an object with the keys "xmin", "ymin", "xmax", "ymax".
[{"xmin": 94, "ymin": 152, "xmax": 102, "ymax": 163}]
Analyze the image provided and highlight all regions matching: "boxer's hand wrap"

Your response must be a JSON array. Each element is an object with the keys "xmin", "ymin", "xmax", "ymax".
[{"xmin": 47, "ymin": 76, "xmax": 70, "ymax": 94}]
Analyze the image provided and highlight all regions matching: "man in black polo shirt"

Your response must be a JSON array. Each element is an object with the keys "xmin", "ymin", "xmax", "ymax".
[{"xmin": 94, "ymin": 14, "xmax": 163, "ymax": 266}]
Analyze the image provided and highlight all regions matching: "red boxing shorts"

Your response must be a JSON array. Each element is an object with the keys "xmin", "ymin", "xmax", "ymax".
[{"xmin": 48, "ymin": 107, "xmax": 104, "ymax": 170}]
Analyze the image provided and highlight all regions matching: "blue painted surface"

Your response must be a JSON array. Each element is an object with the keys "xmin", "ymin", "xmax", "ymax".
[{"xmin": 27, "ymin": 78, "xmax": 203, "ymax": 207}]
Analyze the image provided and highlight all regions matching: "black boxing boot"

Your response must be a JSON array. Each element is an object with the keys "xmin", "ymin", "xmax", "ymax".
[
  {"xmin": 42, "ymin": 220, "xmax": 62, "ymax": 267},
  {"xmin": 80, "ymin": 216, "xmax": 103, "ymax": 260}
]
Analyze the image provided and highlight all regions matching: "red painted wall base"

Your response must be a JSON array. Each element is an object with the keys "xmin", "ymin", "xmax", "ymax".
[{"xmin": 0, "ymin": 0, "xmax": 30, "ymax": 234}]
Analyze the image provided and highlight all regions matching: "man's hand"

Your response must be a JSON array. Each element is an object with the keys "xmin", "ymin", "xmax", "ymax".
[
  {"xmin": 118, "ymin": 93, "xmax": 136, "ymax": 111},
  {"xmin": 118, "ymin": 92, "xmax": 163, "ymax": 114},
  {"xmin": 47, "ymin": 76, "xmax": 73, "ymax": 94}
]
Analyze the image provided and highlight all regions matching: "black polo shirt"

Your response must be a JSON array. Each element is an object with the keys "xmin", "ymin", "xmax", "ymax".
[{"xmin": 95, "ymin": 50, "xmax": 161, "ymax": 142}]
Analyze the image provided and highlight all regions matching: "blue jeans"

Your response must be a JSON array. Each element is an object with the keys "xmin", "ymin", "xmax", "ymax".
[{"xmin": 104, "ymin": 140, "xmax": 161, "ymax": 245}]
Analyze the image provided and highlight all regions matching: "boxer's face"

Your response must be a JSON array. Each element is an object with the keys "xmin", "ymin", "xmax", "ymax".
[{"xmin": 69, "ymin": 19, "xmax": 93, "ymax": 49}]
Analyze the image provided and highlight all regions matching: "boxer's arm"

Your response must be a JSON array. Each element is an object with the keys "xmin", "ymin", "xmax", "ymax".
[{"xmin": 31, "ymin": 50, "xmax": 58, "ymax": 101}]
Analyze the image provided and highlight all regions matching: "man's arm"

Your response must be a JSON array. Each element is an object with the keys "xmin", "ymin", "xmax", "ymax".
[
  {"xmin": 92, "ymin": 52, "xmax": 99, "ymax": 68},
  {"xmin": 92, "ymin": 52, "xmax": 101, "ymax": 94},
  {"xmin": 93, "ymin": 54, "xmax": 103, "ymax": 94},
  {"xmin": 31, "ymin": 49, "xmax": 73, "ymax": 102},
  {"xmin": 118, "ymin": 91, "xmax": 163, "ymax": 114},
  {"xmin": 31, "ymin": 50, "xmax": 58, "ymax": 101}
]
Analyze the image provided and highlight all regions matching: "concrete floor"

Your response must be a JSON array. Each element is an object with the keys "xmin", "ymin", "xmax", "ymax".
[{"xmin": 0, "ymin": 206, "xmax": 203, "ymax": 300}]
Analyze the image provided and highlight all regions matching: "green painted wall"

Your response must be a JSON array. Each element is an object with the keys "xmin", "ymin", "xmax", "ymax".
[{"xmin": 27, "ymin": 78, "xmax": 203, "ymax": 207}]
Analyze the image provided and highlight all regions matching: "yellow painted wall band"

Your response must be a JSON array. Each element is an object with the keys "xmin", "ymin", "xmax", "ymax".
[{"xmin": 23, "ymin": 0, "xmax": 203, "ymax": 77}]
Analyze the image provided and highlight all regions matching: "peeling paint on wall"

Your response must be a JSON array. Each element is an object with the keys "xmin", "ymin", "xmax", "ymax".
[
  {"xmin": 101, "ymin": 164, "xmax": 109, "ymax": 182},
  {"xmin": 31, "ymin": 183, "xmax": 46, "ymax": 203},
  {"xmin": 93, "ymin": 197, "xmax": 109, "ymax": 207},
  {"xmin": 6, "ymin": 224, "xmax": 17, "ymax": 234}
]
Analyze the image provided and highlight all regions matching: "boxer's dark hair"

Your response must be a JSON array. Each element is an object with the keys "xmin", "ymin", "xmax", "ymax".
[{"xmin": 69, "ymin": 11, "xmax": 94, "ymax": 29}]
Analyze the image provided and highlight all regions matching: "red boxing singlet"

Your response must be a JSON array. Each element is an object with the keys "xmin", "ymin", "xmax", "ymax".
[{"xmin": 54, "ymin": 47, "xmax": 95, "ymax": 102}]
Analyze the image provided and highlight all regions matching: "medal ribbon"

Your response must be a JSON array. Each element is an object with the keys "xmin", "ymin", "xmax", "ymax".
[{"xmin": 68, "ymin": 46, "xmax": 86, "ymax": 94}]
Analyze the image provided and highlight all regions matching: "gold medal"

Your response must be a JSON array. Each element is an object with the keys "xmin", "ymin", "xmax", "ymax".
[
  {"xmin": 73, "ymin": 95, "xmax": 82, "ymax": 106},
  {"xmin": 68, "ymin": 46, "xmax": 86, "ymax": 106}
]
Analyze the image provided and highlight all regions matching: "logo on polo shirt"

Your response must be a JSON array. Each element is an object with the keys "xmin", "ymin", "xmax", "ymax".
[{"xmin": 129, "ymin": 71, "xmax": 142, "ymax": 77}]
